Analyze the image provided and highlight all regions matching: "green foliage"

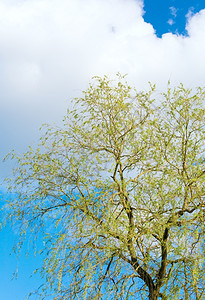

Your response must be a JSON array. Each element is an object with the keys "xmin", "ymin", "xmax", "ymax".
[{"xmin": 4, "ymin": 75, "xmax": 205, "ymax": 299}]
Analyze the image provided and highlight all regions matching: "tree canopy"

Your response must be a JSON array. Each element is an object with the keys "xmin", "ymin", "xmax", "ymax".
[{"xmin": 5, "ymin": 75, "xmax": 205, "ymax": 299}]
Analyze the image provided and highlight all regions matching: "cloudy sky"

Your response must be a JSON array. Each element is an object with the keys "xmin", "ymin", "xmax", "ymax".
[
  {"xmin": 0, "ymin": 0, "xmax": 205, "ymax": 179},
  {"xmin": 0, "ymin": 0, "xmax": 205, "ymax": 299}
]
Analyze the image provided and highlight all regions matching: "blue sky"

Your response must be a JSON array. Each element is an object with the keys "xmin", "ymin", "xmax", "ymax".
[
  {"xmin": 144, "ymin": 0, "xmax": 205, "ymax": 36},
  {"xmin": 0, "ymin": 0, "xmax": 205, "ymax": 299},
  {"xmin": 0, "ymin": 192, "xmax": 42, "ymax": 300}
]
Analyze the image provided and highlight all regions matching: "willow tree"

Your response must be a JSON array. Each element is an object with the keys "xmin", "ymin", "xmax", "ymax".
[{"xmin": 5, "ymin": 75, "xmax": 205, "ymax": 299}]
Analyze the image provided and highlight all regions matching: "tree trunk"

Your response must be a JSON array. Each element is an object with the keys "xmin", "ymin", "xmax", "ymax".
[{"xmin": 149, "ymin": 289, "xmax": 158, "ymax": 300}]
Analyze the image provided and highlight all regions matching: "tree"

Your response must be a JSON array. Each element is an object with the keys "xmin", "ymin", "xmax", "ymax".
[{"xmin": 5, "ymin": 75, "xmax": 205, "ymax": 299}]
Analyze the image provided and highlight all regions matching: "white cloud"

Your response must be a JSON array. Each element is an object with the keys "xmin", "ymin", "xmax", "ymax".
[
  {"xmin": 167, "ymin": 18, "xmax": 175, "ymax": 26},
  {"xmin": 186, "ymin": 6, "xmax": 195, "ymax": 20},
  {"xmin": 4, "ymin": 60, "xmax": 41, "ymax": 95},
  {"xmin": 169, "ymin": 6, "xmax": 177, "ymax": 18},
  {"xmin": 0, "ymin": 0, "xmax": 205, "ymax": 178},
  {"xmin": 186, "ymin": 8, "xmax": 205, "ymax": 36}
]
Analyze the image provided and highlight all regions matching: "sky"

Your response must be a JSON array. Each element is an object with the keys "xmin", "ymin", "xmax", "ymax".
[{"xmin": 0, "ymin": 0, "xmax": 205, "ymax": 299}]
